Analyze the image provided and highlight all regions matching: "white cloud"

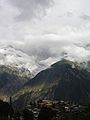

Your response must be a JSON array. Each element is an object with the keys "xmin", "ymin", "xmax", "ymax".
[{"xmin": 63, "ymin": 45, "xmax": 90, "ymax": 62}]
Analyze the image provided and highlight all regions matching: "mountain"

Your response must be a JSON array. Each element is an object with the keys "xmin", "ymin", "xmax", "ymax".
[
  {"xmin": 0, "ymin": 45, "xmax": 35, "ymax": 100},
  {"xmin": 0, "ymin": 45, "xmax": 89, "ymax": 103},
  {"xmin": 13, "ymin": 59, "xmax": 90, "ymax": 108}
]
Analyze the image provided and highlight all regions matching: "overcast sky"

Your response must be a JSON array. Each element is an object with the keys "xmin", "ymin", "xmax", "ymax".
[{"xmin": 0, "ymin": 0, "xmax": 90, "ymax": 63}]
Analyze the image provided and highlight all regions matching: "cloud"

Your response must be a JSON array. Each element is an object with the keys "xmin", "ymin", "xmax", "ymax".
[
  {"xmin": 11, "ymin": 24, "xmax": 90, "ymax": 64},
  {"xmin": 80, "ymin": 14, "xmax": 90, "ymax": 21},
  {"xmin": 63, "ymin": 45, "xmax": 90, "ymax": 62},
  {"xmin": 66, "ymin": 11, "xmax": 73, "ymax": 17},
  {"xmin": 10, "ymin": 0, "xmax": 53, "ymax": 21},
  {"xmin": 0, "ymin": 0, "xmax": 90, "ymax": 71}
]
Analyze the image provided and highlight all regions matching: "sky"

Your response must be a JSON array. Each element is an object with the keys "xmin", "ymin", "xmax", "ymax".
[{"xmin": 0, "ymin": 0, "xmax": 90, "ymax": 65}]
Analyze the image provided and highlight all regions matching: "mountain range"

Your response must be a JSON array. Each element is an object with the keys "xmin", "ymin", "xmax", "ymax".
[{"xmin": 0, "ymin": 45, "xmax": 89, "ymax": 108}]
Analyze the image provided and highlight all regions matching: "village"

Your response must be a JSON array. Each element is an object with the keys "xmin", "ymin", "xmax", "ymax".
[{"xmin": 0, "ymin": 98, "xmax": 90, "ymax": 120}]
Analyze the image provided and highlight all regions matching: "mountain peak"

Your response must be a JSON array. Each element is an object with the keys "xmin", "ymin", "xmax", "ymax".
[
  {"xmin": 52, "ymin": 59, "xmax": 73, "ymax": 65},
  {"xmin": 51, "ymin": 59, "xmax": 76, "ymax": 68},
  {"xmin": 51, "ymin": 59, "xmax": 88, "ymax": 71}
]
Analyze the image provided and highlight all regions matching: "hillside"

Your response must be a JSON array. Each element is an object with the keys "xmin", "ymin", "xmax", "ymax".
[{"xmin": 0, "ymin": 65, "xmax": 32, "ymax": 100}]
